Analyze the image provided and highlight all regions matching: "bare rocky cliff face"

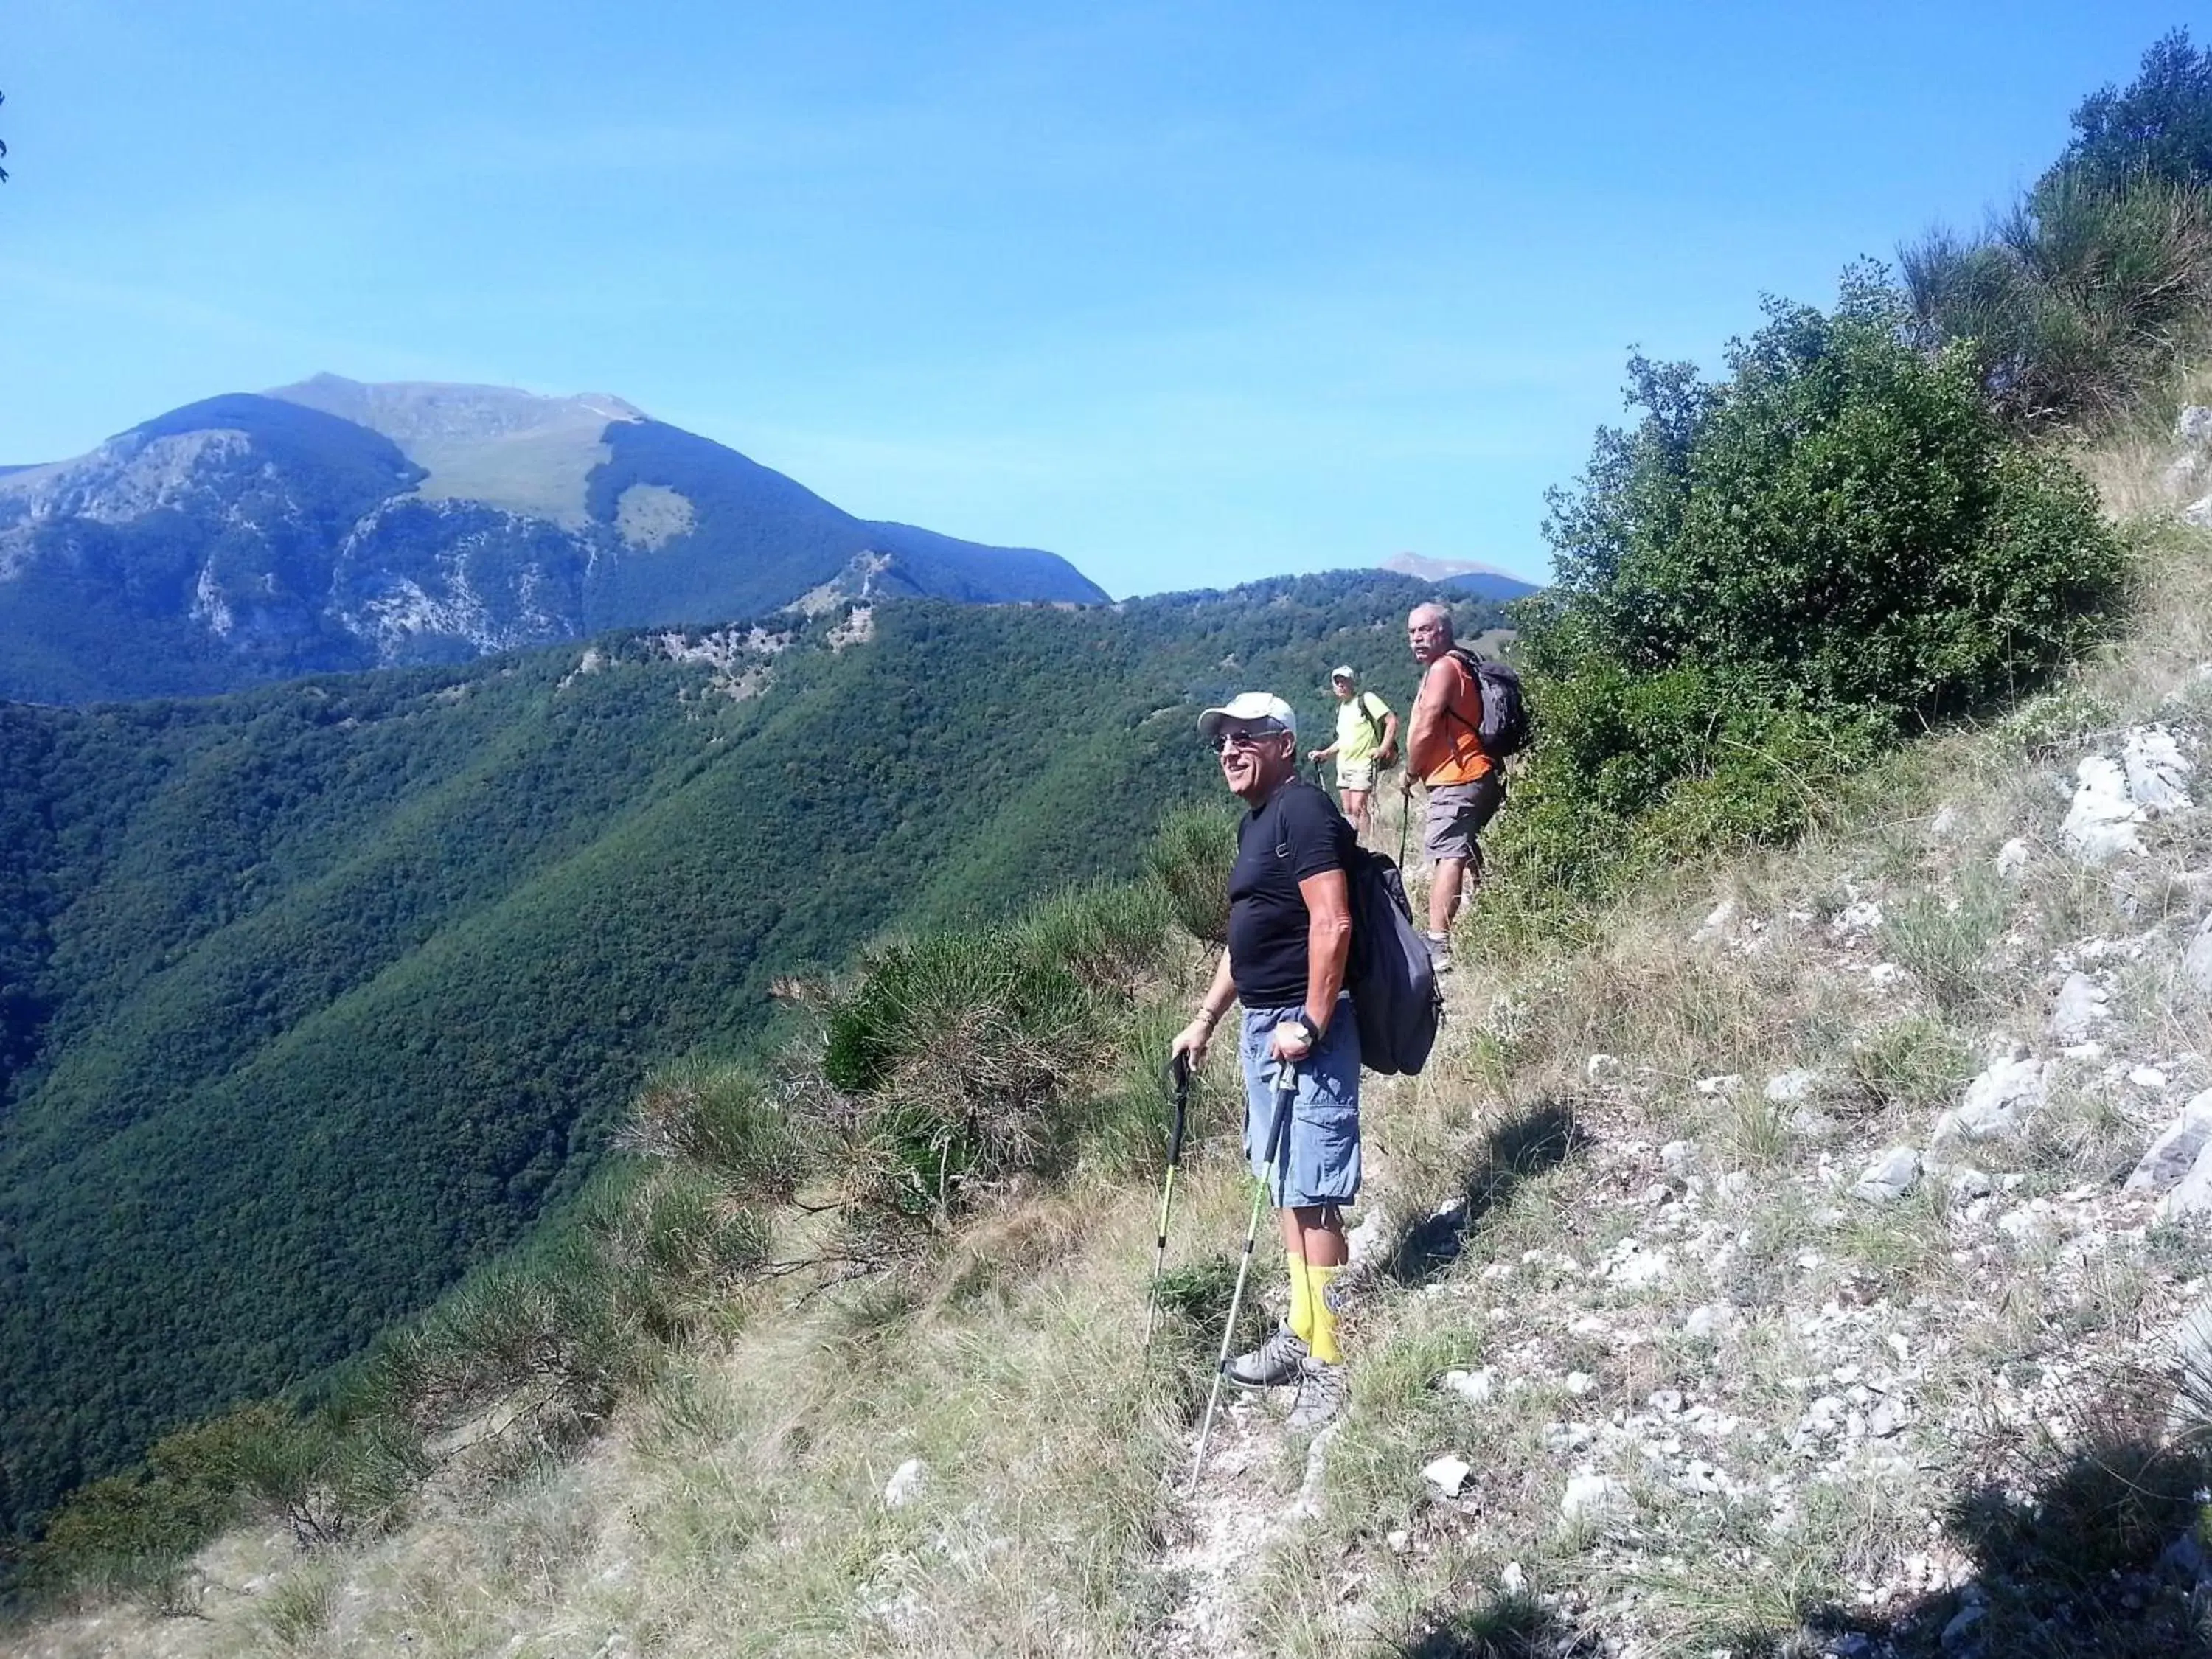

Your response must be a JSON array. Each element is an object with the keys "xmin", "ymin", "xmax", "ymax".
[{"xmin": 0, "ymin": 377, "xmax": 1106, "ymax": 703}]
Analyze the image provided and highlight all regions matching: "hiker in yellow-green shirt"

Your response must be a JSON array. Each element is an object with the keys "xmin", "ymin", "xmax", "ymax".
[{"xmin": 1306, "ymin": 666, "xmax": 1397, "ymax": 839}]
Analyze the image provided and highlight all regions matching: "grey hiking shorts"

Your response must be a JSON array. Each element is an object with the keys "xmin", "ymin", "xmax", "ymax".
[
  {"xmin": 1239, "ymin": 996, "xmax": 1361, "ymax": 1208},
  {"xmin": 1424, "ymin": 773, "xmax": 1505, "ymax": 863}
]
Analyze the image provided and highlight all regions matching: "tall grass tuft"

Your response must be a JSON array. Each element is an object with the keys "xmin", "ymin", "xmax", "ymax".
[
  {"xmin": 1146, "ymin": 799, "xmax": 1240, "ymax": 945},
  {"xmin": 1903, "ymin": 170, "xmax": 2212, "ymax": 428}
]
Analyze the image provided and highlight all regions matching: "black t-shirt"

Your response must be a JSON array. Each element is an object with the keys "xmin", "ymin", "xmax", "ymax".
[{"xmin": 1227, "ymin": 777, "xmax": 1355, "ymax": 1007}]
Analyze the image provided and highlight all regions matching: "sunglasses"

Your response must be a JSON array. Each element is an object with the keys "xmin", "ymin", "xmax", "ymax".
[{"xmin": 1210, "ymin": 726, "xmax": 1284, "ymax": 754}]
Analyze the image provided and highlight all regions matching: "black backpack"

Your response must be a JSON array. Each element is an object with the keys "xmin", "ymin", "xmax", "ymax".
[
  {"xmin": 1445, "ymin": 647, "xmax": 1532, "ymax": 759},
  {"xmin": 1345, "ymin": 845, "xmax": 1441, "ymax": 1075}
]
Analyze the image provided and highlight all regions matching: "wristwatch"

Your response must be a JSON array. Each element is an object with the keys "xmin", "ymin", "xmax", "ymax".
[{"xmin": 1282, "ymin": 1012, "xmax": 1321, "ymax": 1048}]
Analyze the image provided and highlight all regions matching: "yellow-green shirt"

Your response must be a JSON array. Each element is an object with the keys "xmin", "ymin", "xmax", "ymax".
[{"xmin": 1335, "ymin": 692, "xmax": 1391, "ymax": 764}]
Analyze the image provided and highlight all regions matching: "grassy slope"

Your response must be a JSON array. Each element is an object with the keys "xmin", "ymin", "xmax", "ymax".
[
  {"xmin": 0, "ymin": 574, "xmax": 1477, "ymax": 1539},
  {"xmin": 16, "ymin": 424, "xmax": 2212, "ymax": 1655}
]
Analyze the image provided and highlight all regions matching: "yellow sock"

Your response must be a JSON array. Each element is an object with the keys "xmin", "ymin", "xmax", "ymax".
[
  {"xmin": 1285, "ymin": 1251, "xmax": 1313, "ymax": 1346},
  {"xmin": 1305, "ymin": 1264, "xmax": 1343, "ymax": 1364}
]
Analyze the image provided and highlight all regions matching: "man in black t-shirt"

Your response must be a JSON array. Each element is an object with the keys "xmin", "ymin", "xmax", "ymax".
[{"xmin": 1170, "ymin": 692, "xmax": 1361, "ymax": 1431}]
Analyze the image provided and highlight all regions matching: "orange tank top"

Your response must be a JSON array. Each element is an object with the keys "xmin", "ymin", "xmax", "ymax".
[{"xmin": 1422, "ymin": 654, "xmax": 1493, "ymax": 785}]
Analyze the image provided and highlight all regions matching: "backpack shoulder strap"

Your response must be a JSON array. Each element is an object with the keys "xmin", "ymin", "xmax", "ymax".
[{"xmin": 1436, "ymin": 648, "xmax": 1484, "ymax": 731}]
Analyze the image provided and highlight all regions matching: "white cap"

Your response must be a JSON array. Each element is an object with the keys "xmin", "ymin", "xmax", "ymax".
[
  {"xmin": 1197, "ymin": 692, "xmax": 1297, "ymax": 742},
  {"xmin": 1330, "ymin": 665, "xmax": 1356, "ymax": 681}
]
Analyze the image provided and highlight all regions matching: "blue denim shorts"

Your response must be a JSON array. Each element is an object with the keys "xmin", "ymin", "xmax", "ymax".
[{"xmin": 1239, "ymin": 996, "xmax": 1362, "ymax": 1208}]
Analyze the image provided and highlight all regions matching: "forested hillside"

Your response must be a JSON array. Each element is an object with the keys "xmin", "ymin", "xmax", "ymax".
[{"xmin": 0, "ymin": 571, "xmax": 1498, "ymax": 1537}]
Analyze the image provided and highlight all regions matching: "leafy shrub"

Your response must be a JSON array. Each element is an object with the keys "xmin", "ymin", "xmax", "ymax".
[{"xmin": 1497, "ymin": 269, "xmax": 2124, "ymax": 899}]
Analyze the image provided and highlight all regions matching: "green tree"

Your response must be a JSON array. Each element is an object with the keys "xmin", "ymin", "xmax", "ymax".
[{"xmin": 2051, "ymin": 28, "xmax": 2212, "ymax": 192}]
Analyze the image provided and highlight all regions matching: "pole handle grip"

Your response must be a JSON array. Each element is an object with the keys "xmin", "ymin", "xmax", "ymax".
[
  {"xmin": 1166, "ymin": 1051, "xmax": 1192, "ymax": 1166},
  {"xmin": 1261, "ymin": 1063, "xmax": 1296, "ymax": 1172}
]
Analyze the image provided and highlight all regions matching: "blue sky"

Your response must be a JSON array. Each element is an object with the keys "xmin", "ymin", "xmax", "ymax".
[{"xmin": 0, "ymin": 3, "xmax": 2194, "ymax": 597}]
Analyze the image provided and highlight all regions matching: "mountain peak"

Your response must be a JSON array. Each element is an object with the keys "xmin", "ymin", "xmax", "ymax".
[
  {"xmin": 1380, "ymin": 551, "xmax": 1540, "ymax": 601},
  {"xmin": 265, "ymin": 374, "xmax": 650, "ymax": 525},
  {"xmin": 1380, "ymin": 551, "xmax": 1523, "ymax": 583},
  {"xmin": 268, "ymin": 373, "xmax": 647, "ymax": 442}
]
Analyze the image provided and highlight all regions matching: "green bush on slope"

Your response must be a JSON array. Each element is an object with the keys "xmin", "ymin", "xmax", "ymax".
[{"xmin": 1495, "ymin": 268, "xmax": 2125, "ymax": 906}]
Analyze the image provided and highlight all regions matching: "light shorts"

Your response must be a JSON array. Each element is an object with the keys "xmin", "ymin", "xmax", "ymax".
[
  {"xmin": 1424, "ymin": 772, "xmax": 1506, "ymax": 863},
  {"xmin": 1336, "ymin": 760, "xmax": 1377, "ymax": 793},
  {"xmin": 1238, "ymin": 996, "xmax": 1361, "ymax": 1208}
]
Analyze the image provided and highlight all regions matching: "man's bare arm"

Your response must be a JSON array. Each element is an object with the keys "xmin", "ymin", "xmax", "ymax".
[
  {"xmin": 1297, "ymin": 869, "xmax": 1352, "ymax": 1025},
  {"xmin": 1172, "ymin": 950, "xmax": 1239, "ymax": 1066}
]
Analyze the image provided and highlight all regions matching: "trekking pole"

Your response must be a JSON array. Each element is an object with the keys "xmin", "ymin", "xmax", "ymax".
[
  {"xmin": 1187, "ymin": 1062, "xmax": 1297, "ymax": 1497},
  {"xmin": 1397, "ymin": 776, "xmax": 1413, "ymax": 869},
  {"xmin": 1143, "ymin": 1052, "xmax": 1193, "ymax": 1351}
]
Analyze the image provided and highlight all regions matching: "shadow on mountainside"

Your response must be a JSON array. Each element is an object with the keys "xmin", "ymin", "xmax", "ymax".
[
  {"xmin": 1733, "ymin": 1362, "xmax": 2212, "ymax": 1658},
  {"xmin": 1386, "ymin": 1099, "xmax": 1586, "ymax": 1289},
  {"xmin": 1391, "ymin": 1592, "xmax": 1597, "ymax": 1657},
  {"xmin": 1874, "ymin": 1360, "xmax": 2212, "ymax": 1658}
]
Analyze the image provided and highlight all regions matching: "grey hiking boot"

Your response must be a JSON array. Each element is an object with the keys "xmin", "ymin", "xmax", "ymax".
[
  {"xmin": 1286, "ymin": 1358, "xmax": 1348, "ymax": 1431},
  {"xmin": 1425, "ymin": 932, "xmax": 1454, "ymax": 973},
  {"xmin": 1224, "ymin": 1325, "xmax": 1307, "ymax": 1388}
]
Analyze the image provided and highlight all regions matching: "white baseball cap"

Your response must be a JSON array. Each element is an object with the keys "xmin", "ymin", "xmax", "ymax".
[
  {"xmin": 1330, "ymin": 665, "xmax": 1356, "ymax": 681},
  {"xmin": 1197, "ymin": 691, "xmax": 1297, "ymax": 742}
]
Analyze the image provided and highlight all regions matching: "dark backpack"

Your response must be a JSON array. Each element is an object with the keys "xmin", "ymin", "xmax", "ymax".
[
  {"xmin": 1445, "ymin": 647, "xmax": 1532, "ymax": 759},
  {"xmin": 1345, "ymin": 845, "xmax": 1441, "ymax": 1075}
]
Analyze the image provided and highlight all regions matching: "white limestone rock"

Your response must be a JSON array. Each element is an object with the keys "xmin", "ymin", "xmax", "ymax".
[
  {"xmin": 1422, "ymin": 1455, "xmax": 1474, "ymax": 1497},
  {"xmin": 2185, "ymin": 913, "xmax": 2212, "ymax": 995},
  {"xmin": 1436, "ymin": 1368, "xmax": 1495, "ymax": 1404},
  {"xmin": 1851, "ymin": 1147, "xmax": 1920, "ymax": 1204},
  {"xmin": 883, "ymin": 1458, "xmax": 927, "ymax": 1509},
  {"xmin": 2061, "ymin": 754, "xmax": 2143, "ymax": 863},
  {"xmin": 2050, "ymin": 973, "xmax": 2110, "ymax": 1043},
  {"xmin": 1766, "ymin": 1068, "xmax": 1821, "ymax": 1104},
  {"xmin": 2128, "ymin": 1091, "xmax": 2212, "ymax": 1192},
  {"xmin": 1956, "ymin": 1057, "xmax": 2050, "ymax": 1139},
  {"xmin": 1559, "ymin": 1472, "xmax": 1631, "ymax": 1527},
  {"xmin": 1831, "ymin": 900, "xmax": 1884, "ymax": 939},
  {"xmin": 1994, "ymin": 838, "xmax": 2031, "ymax": 880},
  {"xmin": 1948, "ymin": 1168, "xmax": 1994, "ymax": 1200},
  {"xmin": 2163, "ymin": 1138, "xmax": 2212, "ymax": 1221},
  {"xmin": 2124, "ymin": 725, "xmax": 2194, "ymax": 812}
]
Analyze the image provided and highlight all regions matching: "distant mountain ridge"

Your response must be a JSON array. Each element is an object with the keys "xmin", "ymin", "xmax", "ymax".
[
  {"xmin": 0, "ymin": 377, "xmax": 1107, "ymax": 702},
  {"xmin": 1379, "ymin": 550, "xmax": 1541, "ymax": 601}
]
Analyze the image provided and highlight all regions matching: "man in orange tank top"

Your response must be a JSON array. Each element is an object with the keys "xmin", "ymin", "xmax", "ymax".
[{"xmin": 1403, "ymin": 602, "xmax": 1505, "ymax": 970}]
